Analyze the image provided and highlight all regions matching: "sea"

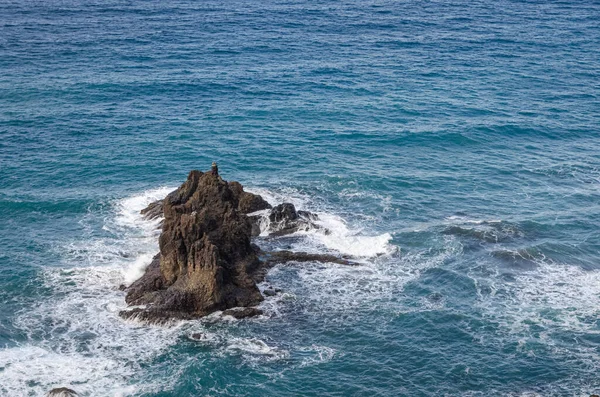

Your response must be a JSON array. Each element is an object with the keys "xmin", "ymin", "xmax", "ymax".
[{"xmin": 1, "ymin": 0, "xmax": 599, "ymax": 395}]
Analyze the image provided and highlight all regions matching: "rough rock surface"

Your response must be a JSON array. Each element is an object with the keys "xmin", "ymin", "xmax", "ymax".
[
  {"xmin": 140, "ymin": 182, "xmax": 270, "ymax": 222},
  {"xmin": 140, "ymin": 199, "xmax": 164, "ymax": 220},
  {"xmin": 121, "ymin": 169, "xmax": 267, "ymax": 321},
  {"xmin": 228, "ymin": 181, "xmax": 272, "ymax": 214},
  {"xmin": 248, "ymin": 249, "xmax": 358, "ymax": 281},
  {"xmin": 123, "ymin": 168, "xmax": 356, "ymax": 323}
]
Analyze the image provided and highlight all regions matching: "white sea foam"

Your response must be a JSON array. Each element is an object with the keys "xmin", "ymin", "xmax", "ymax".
[
  {"xmin": 305, "ymin": 212, "xmax": 394, "ymax": 257},
  {"xmin": 247, "ymin": 187, "xmax": 454, "ymax": 320},
  {"xmin": 468, "ymin": 245, "xmax": 600, "ymax": 357},
  {"xmin": 297, "ymin": 345, "xmax": 337, "ymax": 367},
  {"xmin": 262, "ymin": 237, "xmax": 460, "ymax": 318},
  {"xmin": 444, "ymin": 212, "xmax": 600, "ymax": 337},
  {"xmin": 3, "ymin": 263, "xmax": 185, "ymax": 396},
  {"xmin": 445, "ymin": 215, "xmax": 502, "ymax": 224},
  {"xmin": 224, "ymin": 338, "xmax": 289, "ymax": 361},
  {"xmin": 248, "ymin": 187, "xmax": 396, "ymax": 258},
  {"xmin": 338, "ymin": 188, "xmax": 394, "ymax": 213},
  {"xmin": 114, "ymin": 186, "xmax": 173, "ymax": 228},
  {"xmin": 4, "ymin": 184, "xmax": 404, "ymax": 395},
  {"xmin": 483, "ymin": 258, "xmax": 600, "ymax": 335},
  {"xmin": 123, "ymin": 252, "xmax": 156, "ymax": 286},
  {"xmin": 0, "ymin": 345, "xmax": 137, "ymax": 397},
  {"xmin": 3, "ymin": 187, "xmax": 181, "ymax": 396}
]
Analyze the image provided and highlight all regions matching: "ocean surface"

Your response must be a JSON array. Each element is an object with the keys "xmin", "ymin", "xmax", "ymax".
[{"xmin": 1, "ymin": 0, "xmax": 600, "ymax": 395}]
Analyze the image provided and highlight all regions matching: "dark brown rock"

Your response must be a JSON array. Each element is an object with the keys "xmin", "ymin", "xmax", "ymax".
[
  {"xmin": 263, "ymin": 203, "xmax": 321, "ymax": 236},
  {"xmin": 138, "ymin": 181, "xmax": 270, "ymax": 221},
  {"xmin": 222, "ymin": 307, "xmax": 263, "ymax": 319},
  {"xmin": 263, "ymin": 250, "xmax": 358, "ymax": 266},
  {"xmin": 228, "ymin": 181, "xmax": 272, "ymax": 214},
  {"xmin": 122, "ymin": 170, "xmax": 265, "ymax": 322},
  {"xmin": 124, "ymin": 254, "xmax": 165, "ymax": 306},
  {"xmin": 141, "ymin": 199, "xmax": 165, "ymax": 220},
  {"xmin": 47, "ymin": 388, "xmax": 78, "ymax": 397},
  {"xmin": 251, "ymin": 250, "xmax": 358, "ymax": 282},
  {"xmin": 269, "ymin": 203, "xmax": 298, "ymax": 223}
]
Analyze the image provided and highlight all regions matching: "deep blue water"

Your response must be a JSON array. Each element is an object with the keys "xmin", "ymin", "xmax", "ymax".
[{"xmin": 1, "ymin": 0, "xmax": 600, "ymax": 395}]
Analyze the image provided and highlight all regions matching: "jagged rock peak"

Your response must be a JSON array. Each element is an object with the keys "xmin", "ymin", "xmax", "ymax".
[{"xmin": 139, "ymin": 171, "xmax": 271, "ymax": 222}]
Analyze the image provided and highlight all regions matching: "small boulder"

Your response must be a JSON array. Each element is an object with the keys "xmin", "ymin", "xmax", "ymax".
[
  {"xmin": 269, "ymin": 203, "xmax": 298, "ymax": 223},
  {"xmin": 265, "ymin": 203, "xmax": 320, "ymax": 236},
  {"xmin": 263, "ymin": 289, "xmax": 277, "ymax": 297},
  {"xmin": 189, "ymin": 332, "xmax": 207, "ymax": 341},
  {"xmin": 140, "ymin": 199, "xmax": 165, "ymax": 220},
  {"xmin": 47, "ymin": 388, "xmax": 78, "ymax": 397}
]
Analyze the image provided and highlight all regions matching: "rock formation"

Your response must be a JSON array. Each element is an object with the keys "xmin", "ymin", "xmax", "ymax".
[
  {"xmin": 264, "ymin": 203, "xmax": 321, "ymax": 236},
  {"xmin": 121, "ymin": 167, "xmax": 355, "ymax": 323},
  {"xmin": 121, "ymin": 169, "xmax": 268, "ymax": 322}
]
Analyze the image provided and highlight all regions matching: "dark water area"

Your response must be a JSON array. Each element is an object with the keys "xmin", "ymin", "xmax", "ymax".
[{"xmin": 1, "ymin": 0, "xmax": 599, "ymax": 395}]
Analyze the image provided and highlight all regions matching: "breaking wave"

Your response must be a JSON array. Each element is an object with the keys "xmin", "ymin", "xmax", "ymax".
[
  {"xmin": 247, "ymin": 187, "xmax": 396, "ymax": 258},
  {"xmin": 1, "ymin": 187, "xmax": 179, "ymax": 396}
]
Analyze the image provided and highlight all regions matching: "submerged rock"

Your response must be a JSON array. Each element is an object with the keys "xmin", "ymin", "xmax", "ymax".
[
  {"xmin": 189, "ymin": 332, "xmax": 207, "ymax": 341},
  {"xmin": 262, "ymin": 250, "xmax": 357, "ymax": 266},
  {"xmin": 47, "ymin": 388, "xmax": 78, "ymax": 397},
  {"xmin": 222, "ymin": 307, "xmax": 263, "ymax": 319}
]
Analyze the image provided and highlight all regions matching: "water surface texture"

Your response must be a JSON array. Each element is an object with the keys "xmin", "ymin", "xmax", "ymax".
[{"xmin": 1, "ymin": 0, "xmax": 600, "ymax": 395}]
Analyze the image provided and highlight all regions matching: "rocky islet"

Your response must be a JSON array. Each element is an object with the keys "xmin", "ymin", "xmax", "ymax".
[{"xmin": 120, "ymin": 167, "xmax": 355, "ymax": 323}]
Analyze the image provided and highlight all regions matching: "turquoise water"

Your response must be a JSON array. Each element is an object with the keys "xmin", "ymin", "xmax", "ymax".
[{"xmin": 1, "ymin": 0, "xmax": 600, "ymax": 395}]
